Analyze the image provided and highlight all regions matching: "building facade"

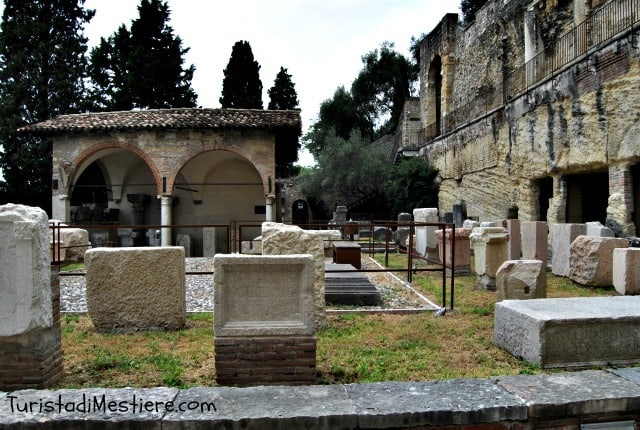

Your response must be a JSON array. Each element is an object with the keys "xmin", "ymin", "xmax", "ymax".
[{"xmin": 22, "ymin": 108, "xmax": 301, "ymax": 254}]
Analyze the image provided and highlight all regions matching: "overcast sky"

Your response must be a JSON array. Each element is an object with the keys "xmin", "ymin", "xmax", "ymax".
[{"xmin": 1, "ymin": 1, "xmax": 460, "ymax": 165}]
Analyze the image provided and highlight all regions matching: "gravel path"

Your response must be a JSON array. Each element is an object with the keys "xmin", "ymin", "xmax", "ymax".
[{"xmin": 60, "ymin": 257, "xmax": 438, "ymax": 313}]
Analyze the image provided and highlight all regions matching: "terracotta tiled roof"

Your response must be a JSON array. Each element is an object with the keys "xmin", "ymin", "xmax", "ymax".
[{"xmin": 19, "ymin": 108, "xmax": 302, "ymax": 133}]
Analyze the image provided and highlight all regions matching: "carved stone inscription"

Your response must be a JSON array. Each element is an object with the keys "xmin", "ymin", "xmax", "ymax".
[
  {"xmin": 213, "ymin": 254, "xmax": 315, "ymax": 337},
  {"xmin": 544, "ymin": 322, "xmax": 640, "ymax": 366}
]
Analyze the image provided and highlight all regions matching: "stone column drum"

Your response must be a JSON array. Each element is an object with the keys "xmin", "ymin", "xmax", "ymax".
[
  {"xmin": 470, "ymin": 227, "xmax": 509, "ymax": 290},
  {"xmin": 0, "ymin": 204, "xmax": 63, "ymax": 390}
]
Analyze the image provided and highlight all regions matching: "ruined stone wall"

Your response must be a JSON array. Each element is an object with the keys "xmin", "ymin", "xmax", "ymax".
[{"xmin": 418, "ymin": 0, "xmax": 640, "ymax": 230}]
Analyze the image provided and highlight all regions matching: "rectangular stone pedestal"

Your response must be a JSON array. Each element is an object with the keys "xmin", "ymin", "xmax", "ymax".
[
  {"xmin": 215, "ymin": 336, "xmax": 316, "ymax": 386},
  {"xmin": 495, "ymin": 296, "xmax": 640, "ymax": 369}
]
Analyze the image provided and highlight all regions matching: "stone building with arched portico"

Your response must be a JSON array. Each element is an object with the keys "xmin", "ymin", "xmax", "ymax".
[{"xmin": 21, "ymin": 108, "xmax": 301, "ymax": 255}]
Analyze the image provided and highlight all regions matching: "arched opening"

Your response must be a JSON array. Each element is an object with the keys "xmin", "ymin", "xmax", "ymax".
[
  {"xmin": 70, "ymin": 161, "xmax": 110, "ymax": 222},
  {"xmin": 428, "ymin": 55, "xmax": 443, "ymax": 136},
  {"xmin": 291, "ymin": 199, "xmax": 310, "ymax": 226},
  {"xmin": 174, "ymin": 150, "xmax": 265, "ymax": 256}
]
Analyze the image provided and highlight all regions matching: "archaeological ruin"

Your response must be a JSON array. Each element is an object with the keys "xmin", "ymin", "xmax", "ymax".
[{"xmin": 393, "ymin": 0, "xmax": 640, "ymax": 237}]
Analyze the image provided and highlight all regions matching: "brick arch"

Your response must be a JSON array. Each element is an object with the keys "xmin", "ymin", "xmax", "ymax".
[
  {"xmin": 69, "ymin": 141, "xmax": 162, "ymax": 195},
  {"xmin": 172, "ymin": 144, "xmax": 272, "ymax": 195}
]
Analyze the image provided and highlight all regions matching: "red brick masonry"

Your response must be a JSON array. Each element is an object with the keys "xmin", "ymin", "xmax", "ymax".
[{"xmin": 215, "ymin": 336, "xmax": 316, "ymax": 386}]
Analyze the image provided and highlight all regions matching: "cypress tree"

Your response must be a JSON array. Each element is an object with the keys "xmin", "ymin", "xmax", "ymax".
[{"xmin": 220, "ymin": 40, "xmax": 263, "ymax": 109}]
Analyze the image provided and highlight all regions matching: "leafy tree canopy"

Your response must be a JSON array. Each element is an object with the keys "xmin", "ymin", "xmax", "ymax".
[
  {"xmin": 351, "ymin": 41, "xmax": 417, "ymax": 137},
  {"xmin": 0, "ymin": 0, "xmax": 94, "ymax": 213},
  {"xmin": 461, "ymin": 0, "xmax": 489, "ymax": 24},
  {"xmin": 304, "ymin": 42, "xmax": 417, "ymax": 158},
  {"xmin": 219, "ymin": 40, "xmax": 263, "ymax": 109},
  {"xmin": 385, "ymin": 156, "xmax": 439, "ymax": 215},
  {"xmin": 88, "ymin": 0, "xmax": 196, "ymax": 110}
]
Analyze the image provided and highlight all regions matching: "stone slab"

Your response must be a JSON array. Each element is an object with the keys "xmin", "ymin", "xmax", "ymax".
[
  {"xmin": 85, "ymin": 247, "xmax": 186, "ymax": 332},
  {"xmin": 0, "ymin": 387, "xmax": 178, "ymax": 428},
  {"xmin": 494, "ymin": 296, "xmax": 640, "ymax": 368},
  {"xmin": 3, "ymin": 368, "xmax": 640, "ymax": 428},
  {"xmin": 324, "ymin": 264, "xmax": 381, "ymax": 306},
  {"xmin": 163, "ymin": 385, "xmax": 358, "ymax": 429},
  {"xmin": 344, "ymin": 379, "xmax": 526, "ymax": 428},
  {"xmin": 213, "ymin": 254, "xmax": 315, "ymax": 337},
  {"xmin": 495, "ymin": 370, "xmax": 640, "ymax": 419}
]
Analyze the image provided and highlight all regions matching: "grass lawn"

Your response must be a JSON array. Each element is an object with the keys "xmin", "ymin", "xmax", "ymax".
[{"xmin": 56, "ymin": 253, "xmax": 615, "ymax": 388}]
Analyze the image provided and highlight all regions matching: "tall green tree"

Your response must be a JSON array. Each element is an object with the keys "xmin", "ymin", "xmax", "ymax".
[
  {"xmin": 88, "ymin": 0, "xmax": 196, "ymax": 110},
  {"xmin": 267, "ymin": 67, "xmax": 300, "ymax": 178},
  {"xmin": 219, "ymin": 40, "xmax": 263, "ymax": 109},
  {"xmin": 0, "ymin": 0, "xmax": 94, "ymax": 213},
  {"xmin": 267, "ymin": 67, "xmax": 298, "ymax": 110},
  {"xmin": 303, "ymin": 86, "xmax": 362, "ymax": 157},
  {"xmin": 385, "ymin": 157, "xmax": 439, "ymax": 215},
  {"xmin": 351, "ymin": 42, "xmax": 417, "ymax": 137}
]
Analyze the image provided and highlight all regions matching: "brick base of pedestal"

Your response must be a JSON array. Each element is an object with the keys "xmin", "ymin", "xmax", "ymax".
[
  {"xmin": 0, "ymin": 327, "xmax": 64, "ymax": 390},
  {"xmin": 0, "ymin": 265, "xmax": 64, "ymax": 391},
  {"xmin": 215, "ymin": 336, "xmax": 316, "ymax": 386}
]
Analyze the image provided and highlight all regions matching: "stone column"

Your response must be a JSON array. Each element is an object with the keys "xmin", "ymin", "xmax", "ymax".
[
  {"xmin": 0, "ymin": 204, "xmax": 63, "ymax": 390},
  {"xmin": 504, "ymin": 219, "xmax": 521, "ymax": 260},
  {"xmin": 160, "ymin": 196, "xmax": 172, "ymax": 246},
  {"xmin": 607, "ymin": 164, "xmax": 635, "ymax": 236},
  {"xmin": 522, "ymin": 221, "xmax": 549, "ymax": 267},
  {"xmin": 52, "ymin": 194, "xmax": 70, "ymax": 223},
  {"xmin": 413, "ymin": 208, "xmax": 439, "ymax": 260},
  {"xmin": 265, "ymin": 194, "xmax": 276, "ymax": 222},
  {"xmin": 470, "ymin": 226, "xmax": 509, "ymax": 290},
  {"xmin": 127, "ymin": 193, "xmax": 150, "ymax": 246},
  {"xmin": 546, "ymin": 176, "xmax": 567, "ymax": 225}
]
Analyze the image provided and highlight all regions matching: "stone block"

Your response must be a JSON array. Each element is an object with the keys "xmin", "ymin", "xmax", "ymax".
[
  {"xmin": 373, "ymin": 226, "xmax": 391, "ymax": 242},
  {"xmin": 494, "ymin": 296, "xmax": 640, "ymax": 368},
  {"xmin": 585, "ymin": 221, "xmax": 615, "ymax": 237},
  {"xmin": 241, "ymin": 237, "xmax": 262, "ymax": 254},
  {"xmin": 62, "ymin": 227, "xmax": 91, "ymax": 262},
  {"xmin": 85, "ymin": 246, "xmax": 186, "ymax": 332},
  {"xmin": 213, "ymin": 254, "xmax": 315, "ymax": 337},
  {"xmin": 568, "ymin": 235, "xmax": 628, "ymax": 286},
  {"xmin": 434, "ymin": 228, "xmax": 471, "ymax": 274},
  {"xmin": 503, "ymin": 219, "xmax": 521, "ymax": 260},
  {"xmin": 551, "ymin": 223, "xmax": 586, "ymax": 277},
  {"xmin": 0, "ymin": 204, "xmax": 52, "ymax": 336},
  {"xmin": 521, "ymin": 221, "xmax": 548, "ymax": 267},
  {"xmin": 413, "ymin": 208, "xmax": 439, "ymax": 260},
  {"xmin": 261, "ymin": 222, "xmax": 326, "ymax": 328},
  {"xmin": 307, "ymin": 229, "xmax": 341, "ymax": 257},
  {"xmin": 613, "ymin": 248, "xmax": 640, "ymax": 295},
  {"xmin": 462, "ymin": 219, "xmax": 479, "ymax": 229},
  {"xmin": 398, "ymin": 212, "xmax": 412, "ymax": 225},
  {"xmin": 496, "ymin": 260, "xmax": 546, "ymax": 302},
  {"xmin": 470, "ymin": 227, "xmax": 509, "ymax": 289},
  {"xmin": 393, "ymin": 227, "xmax": 410, "ymax": 248}
]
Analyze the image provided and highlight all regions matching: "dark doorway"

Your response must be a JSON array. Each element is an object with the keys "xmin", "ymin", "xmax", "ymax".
[
  {"xmin": 292, "ymin": 199, "xmax": 309, "ymax": 226},
  {"xmin": 70, "ymin": 161, "xmax": 110, "ymax": 223},
  {"xmin": 631, "ymin": 163, "xmax": 640, "ymax": 234},
  {"xmin": 429, "ymin": 56, "xmax": 443, "ymax": 136},
  {"xmin": 565, "ymin": 171, "xmax": 608, "ymax": 224},
  {"xmin": 536, "ymin": 177, "xmax": 554, "ymax": 221}
]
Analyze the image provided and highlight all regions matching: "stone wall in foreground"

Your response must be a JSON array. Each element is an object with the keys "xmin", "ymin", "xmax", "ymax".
[{"xmin": 2, "ymin": 368, "xmax": 640, "ymax": 428}]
